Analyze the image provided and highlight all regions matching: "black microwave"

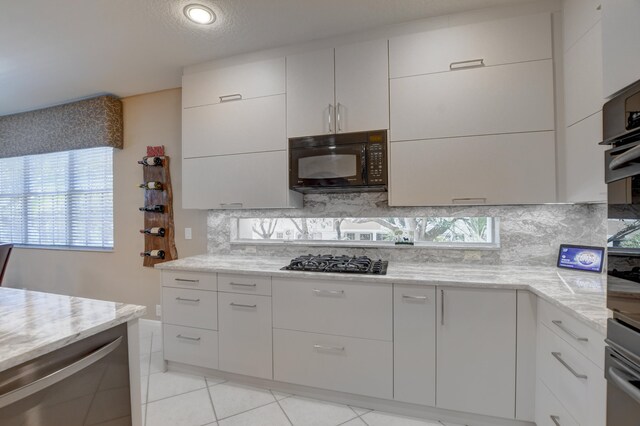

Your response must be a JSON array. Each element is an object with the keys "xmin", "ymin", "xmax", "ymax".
[{"xmin": 288, "ymin": 130, "xmax": 388, "ymax": 193}]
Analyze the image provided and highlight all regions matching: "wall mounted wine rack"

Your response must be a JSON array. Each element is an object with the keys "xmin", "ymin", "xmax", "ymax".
[{"xmin": 139, "ymin": 146, "xmax": 178, "ymax": 267}]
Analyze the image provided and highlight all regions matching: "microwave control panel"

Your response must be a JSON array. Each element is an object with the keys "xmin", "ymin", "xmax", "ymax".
[{"xmin": 367, "ymin": 143, "xmax": 386, "ymax": 184}]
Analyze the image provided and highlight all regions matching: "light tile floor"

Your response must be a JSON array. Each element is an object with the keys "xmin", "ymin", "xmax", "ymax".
[{"xmin": 139, "ymin": 321, "xmax": 469, "ymax": 426}]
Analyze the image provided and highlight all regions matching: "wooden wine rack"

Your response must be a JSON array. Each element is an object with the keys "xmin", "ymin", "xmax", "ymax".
[{"xmin": 141, "ymin": 156, "xmax": 178, "ymax": 267}]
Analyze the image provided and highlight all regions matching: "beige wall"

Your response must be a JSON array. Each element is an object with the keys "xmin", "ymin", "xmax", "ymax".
[{"xmin": 5, "ymin": 88, "xmax": 208, "ymax": 319}]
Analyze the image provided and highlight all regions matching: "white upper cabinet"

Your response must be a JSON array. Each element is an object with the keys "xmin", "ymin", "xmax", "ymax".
[
  {"xmin": 286, "ymin": 40, "xmax": 389, "ymax": 138},
  {"xmin": 183, "ymin": 94, "xmax": 286, "ymax": 158},
  {"xmin": 334, "ymin": 39, "xmax": 389, "ymax": 133},
  {"xmin": 389, "ymin": 12, "xmax": 552, "ymax": 79},
  {"xmin": 389, "ymin": 132, "xmax": 556, "ymax": 206},
  {"xmin": 182, "ymin": 57, "xmax": 285, "ymax": 108},
  {"xmin": 390, "ymin": 59, "xmax": 555, "ymax": 142},
  {"xmin": 602, "ymin": 0, "xmax": 640, "ymax": 98}
]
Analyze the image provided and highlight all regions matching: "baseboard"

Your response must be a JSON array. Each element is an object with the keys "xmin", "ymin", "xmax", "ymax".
[{"xmin": 166, "ymin": 361, "xmax": 535, "ymax": 426}]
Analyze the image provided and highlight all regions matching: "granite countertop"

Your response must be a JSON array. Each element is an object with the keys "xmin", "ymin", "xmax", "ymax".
[
  {"xmin": 0, "ymin": 287, "xmax": 146, "ymax": 372},
  {"xmin": 157, "ymin": 254, "xmax": 609, "ymax": 334}
]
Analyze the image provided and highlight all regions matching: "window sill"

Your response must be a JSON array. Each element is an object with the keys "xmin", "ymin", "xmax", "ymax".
[
  {"xmin": 13, "ymin": 245, "xmax": 114, "ymax": 253},
  {"xmin": 230, "ymin": 239, "xmax": 500, "ymax": 251}
]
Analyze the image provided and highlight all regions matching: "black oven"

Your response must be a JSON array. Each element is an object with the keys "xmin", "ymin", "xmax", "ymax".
[
  {"xmin": 604, "ymin": 80, "xmax": 640, "ymax": 425},
  {"xmin": 288, "ymin": 130, "xmax": 387, "ymax": 193}
]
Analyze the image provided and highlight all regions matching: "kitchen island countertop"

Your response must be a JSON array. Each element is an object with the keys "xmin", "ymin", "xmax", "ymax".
[
  {"xmin": 157, "ymin": 254, "xmax": 609, "ymax": 334},
  {"xmin": 0, "ymin": 287, "xmax": 146, "ymax": 372}
]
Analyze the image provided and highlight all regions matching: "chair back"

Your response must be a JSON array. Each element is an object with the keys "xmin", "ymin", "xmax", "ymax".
[{"xmin": 0, "ymin": 243, "xmax": 13, "ymax": 286}]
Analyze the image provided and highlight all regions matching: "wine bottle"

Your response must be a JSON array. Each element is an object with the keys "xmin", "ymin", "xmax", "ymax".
[
  {"xmin": 139, "ymin": 181, "xmax": 163, "ymax": 190},
  {"xmin": 138, "ymin": 156, "xmax": 163, "ymax": 166},
  {"xmin": 140, "ymin": 227, "xmax": 166, "ymax": 237},
  {"xmin": 139, "ymin": 205, "xmax": 164, "ymax": 213},
  {"xmin": 140, "ymin": 249, "xmax": 165, "ymax": 259}
]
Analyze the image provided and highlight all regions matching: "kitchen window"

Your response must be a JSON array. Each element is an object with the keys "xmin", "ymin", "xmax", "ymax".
[
  {"xmin": 233, "ymin": 216, "xmax": 499, "ymax": 249},
  {"xmin": 0, "ymin": 147, "xmax": 114, "ymax": 250}
]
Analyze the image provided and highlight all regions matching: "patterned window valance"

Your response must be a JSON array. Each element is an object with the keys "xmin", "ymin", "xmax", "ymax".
[{"xmin": 0, "ymin": 95, "xmax": 123, "ymax": 158}]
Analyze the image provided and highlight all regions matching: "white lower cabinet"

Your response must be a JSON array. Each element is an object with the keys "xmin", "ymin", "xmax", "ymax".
[
  {"xmin": 218, "ymin": 292, "xmax": 272, "ymax": 379},
  {"xmin": 162, "ymin": 287, "xmax": 218, "ymax": 330},
  {"xmin": 393, "ymin": 285, "xmax": 436, "ymax": 406},
  {"xmin": 273, "ymin": 328, "xmax": 393, "ymax": 399},
  {"xmin": 163, "ymin": 324, "xmax": 219, "ymax": 370},
  {"xmin": 436, "ymin": 288, "xmax": 517, "ymax": 419},
  {"xmin": 535, "ymin": 378, "xmax": 579, "ymax": 426}
]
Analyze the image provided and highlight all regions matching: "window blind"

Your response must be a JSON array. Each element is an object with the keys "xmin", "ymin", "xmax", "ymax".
[{"xmin": 0, "ymin": 147, "xmax": 114, "ymax": 249}]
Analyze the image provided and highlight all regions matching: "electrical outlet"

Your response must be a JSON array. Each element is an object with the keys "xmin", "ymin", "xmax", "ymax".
[
  {"xmin": 185, "ymin": 227, "xmax": 192, "ymax": 240},
  {"xmin": 155, "ymin": 304, "xmax": 161, "ymax": 317}
]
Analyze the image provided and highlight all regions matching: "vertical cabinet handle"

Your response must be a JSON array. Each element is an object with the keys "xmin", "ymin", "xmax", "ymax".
[
  {"xmin": 337, "ymin": 103, "xmax": 342, "ymax": 132},
  {"xmin": 440, "ymin": 289, "xmax": 445, "ymax": 326},
  {"xmin": 550, "ymin": 415, "xmax": 561, "ymax": 426},
  {"xmin": 328, "ymin": 104, "xmax": 333, "ymax": 133}
]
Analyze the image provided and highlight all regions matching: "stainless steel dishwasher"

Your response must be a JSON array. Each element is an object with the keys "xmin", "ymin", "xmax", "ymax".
[{"xmin": 0, "ymin": 323, "xmax": 131, "ymax": 425}]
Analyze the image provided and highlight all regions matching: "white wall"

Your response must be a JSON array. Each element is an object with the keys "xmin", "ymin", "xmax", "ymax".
[{"xmin": 4, "ymin": 88, "xmax": 208, "ymax": 319}]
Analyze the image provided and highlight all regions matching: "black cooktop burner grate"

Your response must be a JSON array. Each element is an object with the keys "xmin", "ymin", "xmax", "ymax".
[{"xmin": 282, "ymin": 254, "xmax": 388, "ymax": 275}]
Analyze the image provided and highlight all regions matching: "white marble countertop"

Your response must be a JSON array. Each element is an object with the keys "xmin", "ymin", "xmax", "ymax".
[
  {"xmin": 157, "ymin": 254, "xmax": 609, "ymax": 334},
  {"xmin": 0, "ymin": 287, "xmax": 146, "ymax": 372}
]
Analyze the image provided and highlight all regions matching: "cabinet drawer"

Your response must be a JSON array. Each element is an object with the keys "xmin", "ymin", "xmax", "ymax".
[
  {"xmin": 218, "ymin": 293, "xmax": 272, "ymax": 379},
  {"xmin": 162, "ymin": 287, "xmax": 218, "ymax": 330},
  {"xmin": 273, "ymin": 328, "xmax": 392, "ymax": 399},
  {"xmin": 389, "ymin": 132, "xmax": 556, "ymax": 206},
  {"xmin": 537, "ymin": 323, "xmax": 605, "ymax": 426},
  {"xmin": 535, "ymin": 378, "xmax": 579, "ymax": 426},
  {"xmin": 390, "ymin": 59, "xmax": 554, "ymax": 142},
  {"xmin": 218, "ymin": 273, "xmax": 271, "ymax": 296},
  {"xmin": 538, "ymin": 298, "xmax": 605, "ymax": 367},
  {"xmin": 272, "ymin": 278, "xmax": 392, "ymax": 341},
  {"xmin": 389, "ymin": 12, "xmax": 551, "ymax": 78},
  {"xmin": 161, "ymin": 270, "xmax": 217, "ymax": 291},
  {"xmin": 393, "ymin": 285, "xmax": 436, "ymax": 406},
  {"xmin": 182, "ymin": 57, "xmax": 285, "ymax": 108},
  {"xmin": 182, "ymin": 94, "xmax": 286, "ymax": 158},
  {"xmin": 163, "ymin": 324, "xmax": 218, "ymax": 369}
]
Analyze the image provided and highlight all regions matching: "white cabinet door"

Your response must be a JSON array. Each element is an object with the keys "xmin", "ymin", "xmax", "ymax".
[
  {"xmin": 182, "ymin": 151, "xmax": 302, "ymax": 209},
  {"xmin": 335, "ymin": 39, "xmax": 389, "ymax": 133},
  {"xmin": 393, "ymin": 285, "xmax": 436, "ymax": 406},
  {"xmin": 388, "ymin": 132, "xmax": 556, "ymax": 206},
  {"xmin": 602, "ymin": 0, "xmax": 640, "ymax": 97},
  {"xmin": 286, "ymin": 48, "xmax": 335, "ymax": 137},
  {"xmin": 390, "ymin": 59, "xmax": 555, "ymax": 142},
  {"xmin": 183, "ymin": 94, "xmax": 286, "ymax": 158},
  {"xmin": 218, "ymin": 292, "xmax": 272, "ymax": 379},
  {"xmin": 389, "ymin": 12, "xmax": 552, "ymax": 78},
  {"xmin": 535, "ymin": 379, "xmax": 580, "ymax": 426},
  {"xmin": 436, "ymin": 288, "xmax": 516, "ymax": 419},
  {"xmin": 182, "ymin": 57, "xmax": 285, "ymax": 108}
]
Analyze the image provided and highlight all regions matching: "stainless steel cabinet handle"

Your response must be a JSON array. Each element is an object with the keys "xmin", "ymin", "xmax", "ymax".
[
  {"xmin": 552, "ymin": 320, "xmax": 589, "ymax": 342},
  {"xmin": 551, "ymin": 352, "xmax": 588, "ymax": 379},
  {"xmin": 550, "ymin": 415, "xmax": 561, "ymax": 426},
  {"xmin": 175, "ymin": 297, "xmax": 200, "ymax": 302},
  {"xmin": 220, "ymin": 202, "xmax": 243, "ymax": 209},
  {"xmin": 230, "ymin": 302, "xmax": 257, "ymax": 308},
  {"xmin": 177, "ymin": 334, "xmax": 201, "ymax": 341},
  {"xmin": 441, "ymin": 289, "xmax": 445, "ymax": 325},
  {"xmin": 312, "ymin": 289, "xmax": 344, "ymax": 296},
  {"xmin": 229, "ymin": 282, "xmax": 257, "ymax": 287},
  {"xmin": 0, "ymin": 336, "xmax": 122, "ymax": 409},
  {"xmin": 402, "ymin": 294, "xmax": 428, "ymax": 301},
  {"xmin": 337, "ymin": 102, "xmax": 342, "ymax": 132},
  {"xmin": 452, "ymin": 197, "xmax": 487, "ymax": 204},
  {"xmin": 175, "ymin": 278, "xmax": 199, "ymax": 283},
  {"xmin": 219, "ymin": 93, "xmax": 243, "ymax": 102},
  {"xmin": 450, "ymin": 58, "xmax": 485, "ymax": 70},
  {"xmin": 313, "ymin": 344, "xmax": 345, "ymax": 352}
]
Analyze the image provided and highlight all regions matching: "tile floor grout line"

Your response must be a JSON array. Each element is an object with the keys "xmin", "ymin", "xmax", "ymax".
[
  {"xmin": 270, "ymin": 389, "xmax": 294, "ymax": 426},
  {"xmin": 204, "ymin": 378, "xmax": 220, "ymax": 424},
  {"xmin": 141, "ymin": 330, "xmax": 154, "ymax": 426},
  {"xmin": 216, "ymin": 400, "xmax": 283, "ymax": 422},
  {"xmin": 146, "ymin": 384, "xmax": 208, "ymax": 405},
  {"xmin": 336, "ymin": 414, "xmax": 363, "ymax": 425}
]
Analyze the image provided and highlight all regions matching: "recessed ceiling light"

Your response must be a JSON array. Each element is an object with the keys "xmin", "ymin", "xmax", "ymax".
[{"xmin": 183, "ymin": 4, "xmax": 216, "ymax": 25}]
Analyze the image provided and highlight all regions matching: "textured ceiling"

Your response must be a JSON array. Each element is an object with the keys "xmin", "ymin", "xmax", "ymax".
[{"xmin": 0, "ymin": 0, "xmax": 534, "ymax": 116}]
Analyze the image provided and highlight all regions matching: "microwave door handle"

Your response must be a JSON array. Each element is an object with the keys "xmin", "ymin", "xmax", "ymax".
[
  {"xmin": 361, "ymin": 146, "xmax": 368, "ymax": 183},
  {"xmin": 610, "ymin": 144, "xmax": 640, "ymax": 170}
]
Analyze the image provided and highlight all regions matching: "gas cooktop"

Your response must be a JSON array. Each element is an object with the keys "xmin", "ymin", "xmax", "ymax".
[{"xmin": 281, "ymin": 254, "xmax": 388, "ymax": 275}]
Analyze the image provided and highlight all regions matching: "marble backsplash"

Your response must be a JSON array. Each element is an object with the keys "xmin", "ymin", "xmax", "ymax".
[{"xmin": 207, "ymin": 193, "xmax": 607, "ymax": 267}]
